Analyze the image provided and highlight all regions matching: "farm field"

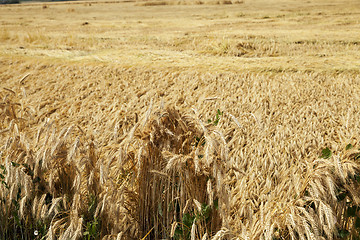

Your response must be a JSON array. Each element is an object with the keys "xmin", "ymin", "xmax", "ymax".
[{"xmin": 1, "ymin": 0, "xmax": 360, "ymax": 239}]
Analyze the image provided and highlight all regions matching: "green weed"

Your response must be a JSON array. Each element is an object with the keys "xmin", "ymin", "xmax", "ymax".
[{"xmin": 207, "ymin": 109, "xmax": 223, "ymax": 126}]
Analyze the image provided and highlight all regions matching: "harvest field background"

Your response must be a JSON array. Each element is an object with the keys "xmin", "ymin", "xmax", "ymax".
[{"xmin": 1, "ymin": 0, "xmax": 360, "ymax": 239}]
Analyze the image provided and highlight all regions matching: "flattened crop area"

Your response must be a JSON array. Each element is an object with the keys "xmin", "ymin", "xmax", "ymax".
[{"xmin": 1, "ymin": 0, "xmax": 360, "ymax": 239}]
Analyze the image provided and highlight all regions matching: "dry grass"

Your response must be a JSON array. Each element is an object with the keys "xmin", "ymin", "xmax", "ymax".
[{"xmin": 1, "ymin": 0, "xmax": 360, "ymax": 239}]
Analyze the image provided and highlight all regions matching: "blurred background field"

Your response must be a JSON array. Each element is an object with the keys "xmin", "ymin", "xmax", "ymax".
[{"xmin": 1, "ymin": 0, "xmax": 359, "ymax": 72}]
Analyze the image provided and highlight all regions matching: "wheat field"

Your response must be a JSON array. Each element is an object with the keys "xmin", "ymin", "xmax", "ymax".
[{"xmin": 1, "ymin": 0, "xmax": 360, "ymax": 239}]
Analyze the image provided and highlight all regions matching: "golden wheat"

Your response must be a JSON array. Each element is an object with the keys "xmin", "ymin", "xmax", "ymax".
[{"xmin": 1, "ymin": 0, "xmax": 360, "ymax": 239}]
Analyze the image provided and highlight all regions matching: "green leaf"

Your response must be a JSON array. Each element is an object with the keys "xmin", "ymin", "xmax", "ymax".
[
  {"xmin": 201, "ymin": 203, "xmax": 211, "ymax": 221},
  {"xmin": 91, "ymin": 223, "xmax": 97, "ymax": 234},
  {"xmin": 174, "ymin": 227, "xmax": 183, "ymax": 238},
  {"xmin": 0, "ymin": 165, "xmax": 5, "ymax": 170},
  {"xmin": 182, "ymin": 213, "xmax": 195, "ymax": 228},
  {"xmin": 338, "ymin": 229, "xmax": 350, "ymax": 238},
  {"xmin": 88, "ymin": 195, "xmax": 97, "ymax": 214},
  {"xmin": 214, "ymin": 199, "xmax": 219, "ymax": 210},
  {"xmin": 346, "ymin": 144, "xmax": 353, "ymax": 150},
  {"xmin": 83, "ymin": 231, "xmax": 89, "ymax": 236},
  {"xmin": 13, "ymin": 210, "xmax": 20, "ymax": 226},
  {"xmin": 320, "ymin": 147, "xmax": 332, "ymax": 159},
  {"xmin": 0, "ymin": 173, "xmax": 4, "ymax": 179},
  {"xmin": 207, "ymin": 119, "xmax": 212, "ymax": 123},
  {"xmin": 158, "ymin": 203, "xmax": 163, "ymax": 217},
  {"xmin": 356, "ymin": 174, "xmax": 360, "ymax": 183}
]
